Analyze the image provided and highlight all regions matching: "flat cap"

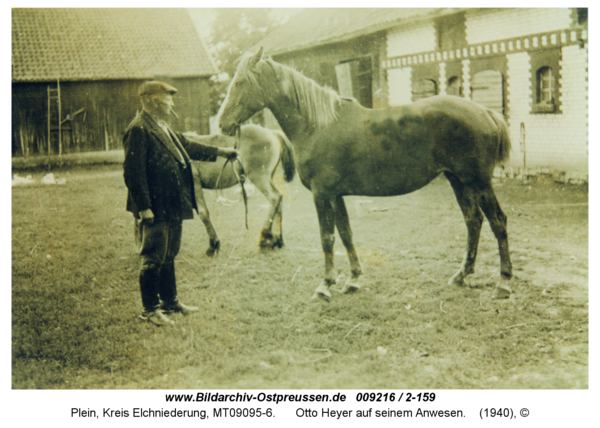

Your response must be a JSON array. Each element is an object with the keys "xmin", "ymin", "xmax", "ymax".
[{"xmin": 138, "ymin": 80, "xmax": 178, "ymax": 96}]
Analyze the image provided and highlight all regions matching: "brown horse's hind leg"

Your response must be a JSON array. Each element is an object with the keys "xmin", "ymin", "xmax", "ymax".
[
  {"xmin": 311, "ymin": 192, "xmax": 336, "ymax": 301},
  {"xmin": 476, "ymin": 185, "xmax": 513, "ymax": 299},
  {"xmin": 445, "ymin": 172, "xmax": 483, "ymax": 287},
  {"xmin": 334, "ymin": 195, "xmax": 362, "ymax": 293}
]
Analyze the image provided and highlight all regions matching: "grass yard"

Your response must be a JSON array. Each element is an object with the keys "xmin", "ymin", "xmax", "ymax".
[{"xmin": 11, "ymin": 165, "xmax": 588, "ymax": 389}]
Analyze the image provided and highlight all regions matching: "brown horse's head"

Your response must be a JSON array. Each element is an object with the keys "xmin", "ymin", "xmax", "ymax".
[{"xmin": 219, "ymin": 47, "xmax": 268, "ymax": 136}]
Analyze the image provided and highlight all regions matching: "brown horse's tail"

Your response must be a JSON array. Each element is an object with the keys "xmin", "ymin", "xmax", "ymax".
[
  {"xmin": 487, "ymin": 108, "xmax": 512, "ymax": 164},
  {"xmin": 274, "ymin": 130, "xmax": 296, "ymax": 182}
]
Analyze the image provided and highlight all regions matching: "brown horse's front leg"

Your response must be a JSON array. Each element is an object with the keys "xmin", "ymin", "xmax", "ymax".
[
  {"xmin": 334, "ymin": 195, "xmax": 362, "ymax": 293},
  {"xmin": 311, "ymin": 192, "xmax": 336, "ymax": 301}
]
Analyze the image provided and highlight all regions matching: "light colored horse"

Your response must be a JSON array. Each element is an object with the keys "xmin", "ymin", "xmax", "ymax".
[
  {"xmin": 133, "ymin": 124, "xmax": 295, "ymax": 256},
  {"xmin": 186, "ymin": 124, "xmax": 295, "ymax": 255}
]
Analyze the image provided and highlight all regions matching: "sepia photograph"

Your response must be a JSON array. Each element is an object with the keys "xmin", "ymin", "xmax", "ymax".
[{"xmin": 8, "ymin": 3, "xmax": 593, "ymax": 425}]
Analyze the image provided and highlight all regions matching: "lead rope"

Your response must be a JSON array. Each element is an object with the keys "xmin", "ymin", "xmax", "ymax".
[
  {"xmin": 234, "ymin": 126, "xmax": 249, "ymax": 230},
  {"xmin": 213, "ymin": 126, "xmax": 249, "ymax": 229}
]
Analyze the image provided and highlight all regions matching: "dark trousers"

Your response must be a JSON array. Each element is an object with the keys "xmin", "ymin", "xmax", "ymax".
[{"xmin": 136, "ymin": 219, "xmax": 183, "ymax": 311}]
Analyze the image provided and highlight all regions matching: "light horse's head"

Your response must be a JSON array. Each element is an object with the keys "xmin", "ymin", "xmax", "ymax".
[{"xmin": 219, "ymin": 47, "xmax": 270, "ymax": 136}]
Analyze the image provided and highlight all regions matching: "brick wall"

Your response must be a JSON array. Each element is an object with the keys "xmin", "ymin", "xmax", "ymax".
[
  {"xmin": 506, "ymin": 45, "xmax": 588, "ymax": 173},
  {"xmin": 386, "ymin": 22, "xmax": 435, "ymax": 105},
  {"xmin": 466, "ymin": 8, "xmax": 573, "ymax": 44},
  {"xmin": 387, "ymin": 68, "xmax": 412, "ymax": 106},
  {"xmin": 439, "ymin": 63, "xmax": 447, "ymax": 94},
  {"xmin": 383, "ymin": 8, "xmax": 587, "ymax": 175},
  {"xmin": 462, "ymin": 59, "xmax": 471, "ymax": 98},
  {"xmin": 506, "ymin": 51, "xmax": 530, "ymax": 168},
  {"xmin": 387, "ymin": 23, "xmax": 436, "ymax": 57}
]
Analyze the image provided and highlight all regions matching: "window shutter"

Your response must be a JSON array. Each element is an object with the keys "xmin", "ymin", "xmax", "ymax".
[
  {"xmin": 471, "ymin": 70, "xmax": 504, "ymax": 114},
  {"xmin": 412, "ymin": 79, "xmax": 437, "ymax": 101},
  {"xmin": 335, "ymin": 63, "xmax": 354, "ymax": 98}
]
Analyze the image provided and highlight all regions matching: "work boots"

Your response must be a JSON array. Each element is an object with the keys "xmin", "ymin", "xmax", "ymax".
[
  {"xmin": 158, "ymin": 261, "xmax": 198, "ymax": 316},
  {"xmin": 139, "ymin": 309, "xmax": 174, "ymax": 326},
  {"xmin": 160, "ymin": 301, "xmax": 199, "ymax": 316},
  {"xmin": 139, "ymin": 267, "xmax": 174, "ymax": 326}
]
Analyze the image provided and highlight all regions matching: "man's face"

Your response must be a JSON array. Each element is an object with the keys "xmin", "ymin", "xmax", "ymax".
[{"xmin": 152, "ymin": 92, "xmax": 174, "ymax": 116}]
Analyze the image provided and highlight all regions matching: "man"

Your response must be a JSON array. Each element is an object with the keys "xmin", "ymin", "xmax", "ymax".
[{"xmin": 123, "ymin": 80, "xmax": 237, "ymax": 326}]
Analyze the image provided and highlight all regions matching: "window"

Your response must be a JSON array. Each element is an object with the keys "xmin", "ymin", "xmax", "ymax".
[
  {"xmin": 447, "ymin": 76, "xmax": 462, "ymax": 96},
  {"xmin": 530, "ymin": 48, "xmax": 561, "ymax": 114},
  {"xmin": 469, "ymin": 57, "xmax": 508, "ymax": 115},
  {"xmin": 471, "ymin": 70, "xmax": 504, "ymax": 114},
  {"xmin": 537, "ymin": 67, "xmax": 553, "ymax": 103},
  {"xmin": 533, "ymin": 67, "xmax": 556, "ymax": 113},
  {"xmin": 335, "ymin": 57, "xmax": 373, "ymax": 107},
  {"xmin": 411, "ymin": 63, "xmax": 440, "ymax": 102},
  {"xmin": 412, "ymin": 79, "xmax": 438, "ymax": 101}
]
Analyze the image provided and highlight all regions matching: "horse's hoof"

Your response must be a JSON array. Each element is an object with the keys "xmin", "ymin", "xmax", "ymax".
[
  {"xmin": 206, "ymin": 247, "xmax": 218, "ymax": 257},
  {"xmin": 340, "ymin": 281, "xmax": 360, "ymax": 294},
  {"xmin": 206, "ymin": 240, "xmax": 220, "ymax": 257},
  {"xmin": 259, "ymin": 231, "xmax": 274, "ymax": 249},
  {"xmin": 448, "ymin": 272, "xmax": 466, "ymax": 287},
  {"xmin": 310, "ymin": 283, "xmax": 331, "ymax": 302},
  {"xmin": 259, "ymin": 240, "xmax": 274, "ymax": 250},
  {"xmin": 310, "ymin": 292, "xmax": 330, "ymax": 302},
  {"xmin": 491, "ymin": 281, "xmax": 512, "ymax": 299}
]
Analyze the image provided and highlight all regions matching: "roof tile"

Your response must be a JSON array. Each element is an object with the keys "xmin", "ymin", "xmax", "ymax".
[
  {"xmin": 12, "ymin": 8, "xmax": 217, "ymax": 82},
  {"xmin": 258, "ymin": 8, "xmax": 461, "ymax": 55}
]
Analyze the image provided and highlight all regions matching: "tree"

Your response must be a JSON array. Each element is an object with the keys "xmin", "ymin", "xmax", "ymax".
[{"xmin": 207, "ymin": 9, "xmax": 284, "ymax": 116}]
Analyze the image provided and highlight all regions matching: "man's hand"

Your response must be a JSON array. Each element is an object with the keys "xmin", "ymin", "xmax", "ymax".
[
  {"xmin": 139, "ymin": 208, "xmax": 154, "ymax": 226},
  {"xmin": 218, "ymin": 147, "xmax": 239, "ymax": 160}
]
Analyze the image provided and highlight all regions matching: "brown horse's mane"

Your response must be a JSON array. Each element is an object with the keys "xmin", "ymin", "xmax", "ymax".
[{"xmin": 236, "ymin": 53, "xmax": 341, "ymax": 129}]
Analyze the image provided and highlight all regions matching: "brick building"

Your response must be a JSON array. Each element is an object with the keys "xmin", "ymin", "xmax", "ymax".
[{"xmin": 257, "ymin": 8, "xmax": 588, "ymax": 177}]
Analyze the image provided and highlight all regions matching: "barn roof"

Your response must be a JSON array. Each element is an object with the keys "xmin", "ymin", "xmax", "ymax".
[
  {"xmin": 12, "ymin": 8, "xmax": 218, "ymax": 82},
  {"xmin": 257, "ymin": 8, "xmax": 463, "ymax": 56}
]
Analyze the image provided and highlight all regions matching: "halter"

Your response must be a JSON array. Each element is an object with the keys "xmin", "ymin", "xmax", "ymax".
[{"xmin": 214, "ymin": 60, "xmax": 275, "ymax": 229}]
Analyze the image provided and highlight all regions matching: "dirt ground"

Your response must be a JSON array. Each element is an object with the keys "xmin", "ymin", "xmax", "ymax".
[{"xmin": 11, "ymin": 166, "xmax": 588, "ymax": 389}]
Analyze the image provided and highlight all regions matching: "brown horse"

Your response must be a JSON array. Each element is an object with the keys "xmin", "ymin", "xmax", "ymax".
[
  {"xmin": 219, "ymin": 47, "xmax": 513, "ymax": 301},
  {"xmin": 135, "ymin": 124, "xmax": 295, "ymax": 256}
]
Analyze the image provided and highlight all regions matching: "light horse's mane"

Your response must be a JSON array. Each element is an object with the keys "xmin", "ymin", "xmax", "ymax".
[{"xmin": 236, "ymin": 54, "xmax": 342, "ymax": 129}]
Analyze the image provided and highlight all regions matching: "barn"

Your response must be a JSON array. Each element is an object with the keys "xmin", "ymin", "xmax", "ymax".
[
  {"xmin": 256, "ymin": 8, "xmax": 588, "ymax": 179},
  {"xmin": 11, "ymin": 8, "xmax": 217, "ymax": 158}
]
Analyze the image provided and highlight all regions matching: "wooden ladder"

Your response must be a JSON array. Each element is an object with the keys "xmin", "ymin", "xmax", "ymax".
[{"xmin": 47, "ymin": 80, "xmax": 62, "ymax": 156}]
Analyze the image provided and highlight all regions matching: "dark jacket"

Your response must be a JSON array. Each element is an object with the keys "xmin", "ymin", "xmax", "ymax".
[{"xmin": 123, "ymin": 110, "xmax": 219, "ymax": 222}]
